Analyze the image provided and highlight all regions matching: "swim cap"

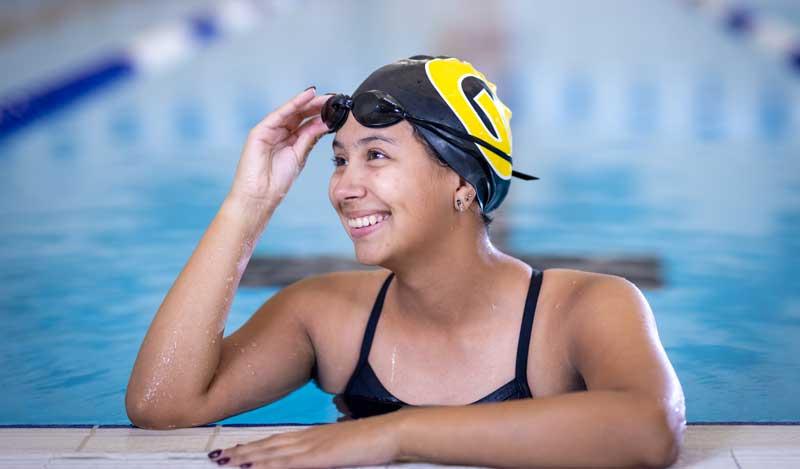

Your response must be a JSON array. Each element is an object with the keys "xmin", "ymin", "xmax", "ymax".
[{"xmin": 351, "ymin": 55, "xmax": 538, "ymax": 213}]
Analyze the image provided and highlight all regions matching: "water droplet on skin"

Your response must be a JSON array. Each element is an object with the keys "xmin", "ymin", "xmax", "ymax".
[{"xmin": 390, "ymin": 345, "xmax": 398, "ymax": 384}]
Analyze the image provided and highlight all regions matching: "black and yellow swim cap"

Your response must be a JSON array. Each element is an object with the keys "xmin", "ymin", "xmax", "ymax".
[{"xmin": 352, "ymin": 55, "xmax": 538, "ymax": 213}]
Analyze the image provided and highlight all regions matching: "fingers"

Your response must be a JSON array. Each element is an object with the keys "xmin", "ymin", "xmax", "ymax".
[
  {"xmin": 256, "ymin": 90, "xmax": 329, "ymax": 134},
  {"xmin": 220, "ymin": 432, "xmax": 311, "ymax": 468},
  {"xmin": 283, "ymin": 96, "xmax": 329, "ymax": 132},
  {"xmin": 290, "ymin": 115, "xmax": 329, "ymax": 166},
  {"xmin": 261, "ymin": 87, "xmax": 316, "ymax": 129},
  {"xmin": 250, "ymin": 91, "xmax": 330, "ymax": 146}
]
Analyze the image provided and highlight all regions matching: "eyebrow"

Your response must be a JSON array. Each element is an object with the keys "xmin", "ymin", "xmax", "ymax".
[{"xmin": 332, "ymin": 135, "xmax": 398, "ymax": 150}]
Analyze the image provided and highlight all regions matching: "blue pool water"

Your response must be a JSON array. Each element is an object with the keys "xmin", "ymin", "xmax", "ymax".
[{"xmin": 1, "ymin": 0, "xmax": 799, "ymax": 425}]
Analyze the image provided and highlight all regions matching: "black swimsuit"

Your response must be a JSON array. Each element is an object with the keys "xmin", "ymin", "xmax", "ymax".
[{"xmin": 337, "ymin": 268, "xmax": 544, "ymax": 419}]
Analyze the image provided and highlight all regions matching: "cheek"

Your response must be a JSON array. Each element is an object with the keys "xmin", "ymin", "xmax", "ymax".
[
  {"xmin": 328, "ymin": 174, "xmax": 337, "ymax": 204},
  {"xmin": 380, "ymin": 169, "xmax": 441, "ymax": 222},
  {"xmin": 372, "ymin": 168, "xmax": 403, "ymax": 205}
]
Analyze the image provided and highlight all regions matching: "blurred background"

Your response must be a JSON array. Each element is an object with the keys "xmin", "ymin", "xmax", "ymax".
[{"xmin": 1, "ymin": 0, "xmax": 798, "ymax": 425}]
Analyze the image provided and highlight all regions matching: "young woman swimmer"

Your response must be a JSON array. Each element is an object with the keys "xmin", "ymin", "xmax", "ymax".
[{"xmin": 126, "ymin": 56, "xmax": 685, "ymax": 468}]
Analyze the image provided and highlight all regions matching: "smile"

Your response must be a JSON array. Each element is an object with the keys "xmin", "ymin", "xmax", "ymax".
[{"xmin": 347, "ymin": 213, "xmax": 391, "ymax": 239}]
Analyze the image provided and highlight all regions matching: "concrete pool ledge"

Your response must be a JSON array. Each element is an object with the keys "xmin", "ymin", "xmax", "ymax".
[{"xmin": 0, "ymin": 424, "xmax": 798, "ymax": 468}]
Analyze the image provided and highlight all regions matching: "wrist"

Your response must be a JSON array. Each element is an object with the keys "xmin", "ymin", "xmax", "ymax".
[
  {"xmin": 221, "ymin": 193, "xmax": 276, "ymax": 233},
  {"xmin": 386, "ymin": 407, "xmax": 421, "ymax": 463}
]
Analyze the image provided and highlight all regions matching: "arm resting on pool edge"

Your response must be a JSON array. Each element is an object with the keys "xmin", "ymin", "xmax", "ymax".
[
  {"xmin": 392, "ymin": 389, "xmax": 680, "ymax": 469},
  {"xmin": 393, "ymin": 275, "xmax": 686, "ymax": 468}
]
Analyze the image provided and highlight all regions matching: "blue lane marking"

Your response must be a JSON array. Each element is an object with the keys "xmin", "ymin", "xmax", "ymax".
[
  {"xmin": 725, "ymin": 7, "xmax": 753, "ymax": 34},
  {"xmin": 690, "ymin": 0, "xmax": 800, "ymax": 77},
  {"xmin": 0, "ymin": 55, "xmax": 134, "ymax": 140},
  {"xmin": 190, "ymin": 13, "xmax": 219, "ymax": 43},
  {"xmin": 0, "ymin": 4, "xmax": 237, "ymax": 142}
]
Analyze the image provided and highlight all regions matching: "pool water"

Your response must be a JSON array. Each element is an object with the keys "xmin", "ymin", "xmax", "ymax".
[{"xmin": 1, "ymin": 0, "xmax": 799, "ymax": 425}]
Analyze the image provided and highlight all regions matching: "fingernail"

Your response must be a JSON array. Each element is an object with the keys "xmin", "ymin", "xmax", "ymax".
[
  {"xmin": 323, "ymin": 92, "xmax": 337, "ymax": 96},
  {"xmin": 304, "ymin": 85, "xmax": 316, "ymax": 92},
  {"xmin": 240, "ymin": 464, "xmax": 252, "ymax": 468},
  {"xmin": 208, "ymin": 449, "xmax": 221, "ymax": 459},
  {"xmin": 217, "ymin": 457, "xmax": 230, "ymax": 465}
]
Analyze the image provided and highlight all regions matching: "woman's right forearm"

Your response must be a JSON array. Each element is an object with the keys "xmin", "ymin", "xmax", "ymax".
[{"xmin": 126, "ymin": 194, "xmax": 275, "ymax": 425}]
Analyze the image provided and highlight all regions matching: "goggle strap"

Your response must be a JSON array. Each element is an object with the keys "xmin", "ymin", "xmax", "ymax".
[
  {"xmin": 411, "ymin": 119, "xmax": 538, "ymax": 181},
  {"xmin": 409, "ymin": 117, "xmax": 511, "ymax": 163},
  {"xmin": 511, "ymin": 170, "xmax": 539, "ymax": 180}
]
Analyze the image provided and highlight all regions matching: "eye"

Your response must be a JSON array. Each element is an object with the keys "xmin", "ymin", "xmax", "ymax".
[
  {"xmin": 331, "ymin": 156, "xmax": 346, "ymax": 167},
  {"xmin": 367, "ymin": 149, "xmax": 388, "ymax": 161}
]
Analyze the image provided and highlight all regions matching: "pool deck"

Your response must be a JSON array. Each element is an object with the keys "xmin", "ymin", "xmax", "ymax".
[{"xmin": 0, "ymin": 424, "xmax": 798, "ymax": 468}]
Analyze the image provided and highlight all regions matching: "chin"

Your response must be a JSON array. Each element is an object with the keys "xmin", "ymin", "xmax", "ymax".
[
  {"xmin": 354, "ymin": 249, "xmax": 383, "ymax": 266},
  {"xmin": 352, "ymin": 242, "xmax": 392, "ymax": 266}
]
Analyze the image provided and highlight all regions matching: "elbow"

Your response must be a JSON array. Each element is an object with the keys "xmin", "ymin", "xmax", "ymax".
[
  {"xmin": 126, "ymin": 405, "xmax": 190, "ymax": 430},
  {"xmin": 125, "ymin": 391, "xmax": 192, "ymax": 430},
  {"xmin": 125, "ymin": 398, "xmax": 169, "ymax": 430},
  {"xmin": 640, "ymin": 401, "xmax": 686, "ymax": 468}
]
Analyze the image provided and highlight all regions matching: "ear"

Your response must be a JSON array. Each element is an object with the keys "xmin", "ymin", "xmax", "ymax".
[{"xmin": 453, "ymin": 177, "xmax": 477, "ymax": 212}]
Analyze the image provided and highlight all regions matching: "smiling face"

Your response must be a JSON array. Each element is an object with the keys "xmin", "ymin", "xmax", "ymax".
[{"xmin": 328, "ymin": 116, "xmax": 460, "ymax": 266}]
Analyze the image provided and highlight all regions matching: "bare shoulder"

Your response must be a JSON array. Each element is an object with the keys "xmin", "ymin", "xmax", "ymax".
[
  {"xmin": 286, "ymin": 268, "xmax": 388, "ymax": 322},
  {"xmin": 542, "ymin": 267, "xmax": 648, "ymax": 340},
  {"xmin": 540, "ymin": 267, "xmax": 622, "ymax": 291},
  {"xmin": 286, "ymin": 269, "xmax": 390, "ymax": 392},
  {"xmin": 552, "ymin": 268, "xmax": 682, "ymax": 400}
]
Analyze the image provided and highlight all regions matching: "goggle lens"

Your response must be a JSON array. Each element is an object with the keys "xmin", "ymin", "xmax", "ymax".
[
  {"xmin": 321, "ymin": 94, "xmax": 350, "ymax": 133},
  {"xmin": 322, "ymin": 91, "xmax": 405, "ymax": 133},
  {"xmin": 352, "ymin": 92, "xmax": 404, "ymax": 128}
]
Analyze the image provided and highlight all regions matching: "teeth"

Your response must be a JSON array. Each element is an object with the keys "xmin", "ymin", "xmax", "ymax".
[{"xmin": 347, "ymin": 213, "xmax": 390, "ymax": 228}]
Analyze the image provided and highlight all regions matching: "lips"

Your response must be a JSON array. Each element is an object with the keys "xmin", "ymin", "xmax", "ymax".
[{"xmin": 347, "ymin": 214, "xmax": 390, "ymax": 239}]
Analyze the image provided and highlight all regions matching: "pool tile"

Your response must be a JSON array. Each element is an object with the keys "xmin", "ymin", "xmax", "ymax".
[
  {"xmin": 0, "ymin": 428, "xmax": 89, "ymax": 453},
  {"xmin": 0, "ymin": 454, "xmax": 49, "ymax": 468},
  {"xmin": 687, "ymin": 425, "xmax": 800, "ymax": 448},
  {"xmin": 210, "ymin": 425, "xmax": 311, "ymax": 448},
  {"xmin": 44, "ymin": 452, "xmax": 211, "ymax": 468},
  {"xmin": 733, "ymin": 447, "xmax": 800, "ymax": 469},
  {"xmin": 671, "ymin": 448, "xmax": 738, "ymax": 468},
  {"xmin": 80, "ymin": 427, "xmax": 214, "ymax": 453}
]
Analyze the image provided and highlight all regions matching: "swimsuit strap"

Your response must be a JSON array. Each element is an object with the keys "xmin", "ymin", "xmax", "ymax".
[
  {"xmin": 515, "ymin": 269, "xmax": 543, "ymax": 381},
  {"xmin": 355, "ymin": 271, "xmax": 395, "ymax": 370},
  {"xmin": 353, "ymin": 269, "xmax": 540, "ymax": 385}
]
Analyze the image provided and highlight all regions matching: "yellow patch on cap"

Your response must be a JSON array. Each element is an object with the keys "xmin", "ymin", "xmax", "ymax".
[{"xmin": 424, "ymin": 57, "xmax": 513, "ymax": 179}]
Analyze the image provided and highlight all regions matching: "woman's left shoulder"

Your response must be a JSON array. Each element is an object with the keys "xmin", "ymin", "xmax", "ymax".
[
  {"xmin": 540, "ymin": 267, "xmax": 638, "ymax": 296},
  {"xmin": 534, "ymin": 267, "xmax": 633, "ymax": 297},
  {"xmin": 536, "ymin": 267, "xmax": 649, "ymax": 327}
]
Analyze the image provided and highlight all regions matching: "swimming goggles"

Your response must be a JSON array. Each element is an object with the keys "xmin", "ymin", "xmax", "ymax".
[{"xmin": 321, "ymin": 90, "xmax": 539, "ymax": 181}]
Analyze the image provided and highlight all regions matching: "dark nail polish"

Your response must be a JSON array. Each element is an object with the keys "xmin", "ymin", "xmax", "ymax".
[
  {"xmin": 240, "ymin": 464, "xmax": 252, "ymax": 468},
  {"xmin": 304, "ymin": 85, "xmax": 317, "ymax": 91},
  {"xmin": 217, "ymin": 457, "xmax": 230, "ymax": 465},
  {"xmin": 208, "ymin": 449, "xmax": 221, "ymax": 459}
]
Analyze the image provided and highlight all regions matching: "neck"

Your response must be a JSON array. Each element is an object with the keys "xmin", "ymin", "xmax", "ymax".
[{"xmin": 382, "ymin": 221, "xmax": 508, "ymax": 328}]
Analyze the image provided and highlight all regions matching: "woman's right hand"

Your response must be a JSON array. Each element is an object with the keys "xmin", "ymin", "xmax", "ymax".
[{"xmin": 228, "ymin": 87, "xmax": 331, "ymax": 211}]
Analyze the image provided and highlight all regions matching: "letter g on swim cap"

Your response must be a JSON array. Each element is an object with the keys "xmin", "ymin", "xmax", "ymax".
[{"xmin": 352, "ymin": 55, "xmax": 527, "ymax": 213}]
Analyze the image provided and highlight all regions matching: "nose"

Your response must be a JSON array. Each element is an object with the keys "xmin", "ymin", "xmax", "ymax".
[{"xmin": 332, "ymin": 161, "xmax": 368, "ymax": 204}]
